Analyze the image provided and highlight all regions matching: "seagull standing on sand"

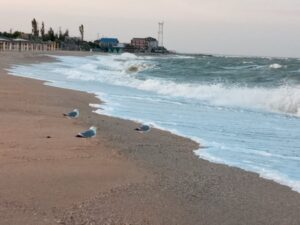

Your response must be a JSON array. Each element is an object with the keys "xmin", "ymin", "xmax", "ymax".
[
  {"xmin": 135, "ymin": 124, "xmax": 151, "ymax": 133},
  {"xmin": 63, "ymin": 109, "xmax": 80, "ymax": 118},
  {"xmin": 76, "ymin": 126, "xmax": 97, "ymax": 138}
]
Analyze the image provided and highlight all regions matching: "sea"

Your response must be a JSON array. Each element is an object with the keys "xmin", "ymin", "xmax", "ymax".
[{"xmin": 8, "ymin": 53, "xmax": 300, "ymax": 192}]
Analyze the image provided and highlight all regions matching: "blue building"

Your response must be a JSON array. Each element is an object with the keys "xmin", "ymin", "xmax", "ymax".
[{"xmin": 98, "ymin": 38, "xmax": 119, "ymax": 50}]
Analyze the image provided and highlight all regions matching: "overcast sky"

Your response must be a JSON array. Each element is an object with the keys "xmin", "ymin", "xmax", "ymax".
[{"xmin": 1, "ymin": 0, "xmax": 300, "ymax": 57}]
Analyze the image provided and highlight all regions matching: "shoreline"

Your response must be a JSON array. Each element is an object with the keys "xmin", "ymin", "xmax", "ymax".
[
  {"xmin": 1, "ymin": 51, "xmax": 300, "ymax": 225},
  {"xmin": 9, "ymin": 52, "xmax": 300, "ymax": 193}
]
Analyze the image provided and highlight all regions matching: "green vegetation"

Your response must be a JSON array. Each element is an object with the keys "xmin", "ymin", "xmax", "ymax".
[
  {"xmin": 31, "ymin": 18, "xmax": 39, "ymax": 38},
  {"xmin": 0, "ymin": 18, "xmax": 99, "ymax": 51},
  {"xmin": 0, "ymin": 31, "xmax": 22, "ymax": 39},
  {"xmin": 79, "ymin": 24, "xmax": 84, "ymax": 41},
  {"xmin": 40, "ymin": 22, "xmax": 45, "ymax": 39}
]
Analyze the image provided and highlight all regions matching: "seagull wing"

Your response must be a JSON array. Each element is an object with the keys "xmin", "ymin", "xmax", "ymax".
[
  {"xmin": 136, "ymin": 125, "xmax": 151, "ymax": 132},
  {"xmin": 142, "ymin": 125, "xmax": 150, "ymax": 130},
  {"xmin": 68, "ymin": 111, "xmax": 78, "ymax": 118},
  {"xmin": 78, "ymin": 129, "xmax": 96, "ymax": 138}
]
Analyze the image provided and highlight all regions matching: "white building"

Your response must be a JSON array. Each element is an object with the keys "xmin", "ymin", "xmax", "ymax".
[{"xmin": 0, "ymin": 37, "xmax": 57, "ymax": 51}]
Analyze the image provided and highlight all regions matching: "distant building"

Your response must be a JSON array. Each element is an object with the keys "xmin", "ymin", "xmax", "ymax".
[
  {"xmin": 113, "ymin": 43, "xmax": 125, "ymax": 53},
  {"xmin": 0, "ymin": 37, "xmax": 57, "ymax": 51},
  {"xmin": 20, "ymin": 33, "xmax": 31, "ymax": 40},
  {"xmin": 131, "ymin": 38, "xmax": 146, "ymax": 50},
  {"xmin": 97, "ymin": 38, "xmax": 119, "ymax": 51},
  {"xmin": 145, "ymin": 37, "xmax": 159, "ymax": 50},
  {"xmin": 131, "ymin": 37, "xmax": 158, "ymax": 52},
  {"xmin": 123, "ymin": 43, "xmax": 135, "ymax": 53},
  {"xmin": 0, "ymin": 37, "xmax": 10, "ymax": 51}
]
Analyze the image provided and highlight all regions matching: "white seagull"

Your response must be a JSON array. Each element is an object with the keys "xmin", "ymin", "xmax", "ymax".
[
  {"xmin": 76, "ymin": 126, "xmax": 97, "ymax": 138},
  {"xmin": 63, "ymin": 109, "xmax": 80, "ymax": 118},
  {"xmin": 135, "ymin": 124, "xmax": 151, "ymax": 133}
]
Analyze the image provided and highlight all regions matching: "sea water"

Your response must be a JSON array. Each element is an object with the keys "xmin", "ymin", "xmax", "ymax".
[{"xmin": 8, "ymin": 53, "xmax": 300, "ymax": 192}]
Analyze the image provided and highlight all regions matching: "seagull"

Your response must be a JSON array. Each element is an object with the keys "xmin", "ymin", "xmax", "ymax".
[
  {"xmin": 63, "ymin": 109, "xmax": 79, "ymax": 118},
  {"xmin": 135, "ymin": 124, "xmax": 151, "ymax": 133},
  {"xmin": 76, "ymin": 126, "xmax": 97, "ymax": 138}
]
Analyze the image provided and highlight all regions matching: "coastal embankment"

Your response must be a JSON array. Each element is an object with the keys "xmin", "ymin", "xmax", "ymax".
[{"xmin": 0, "ymin": 52, "xmax": 300, "ymax": 225}]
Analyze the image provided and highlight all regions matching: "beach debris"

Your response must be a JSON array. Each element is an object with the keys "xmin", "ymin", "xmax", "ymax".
[
  {"xmin": 46, "ymin": 136, "xmax": 52, "ymax": 139},
  {"xmin": 63, "ymin": 109, "xmax": 79, "ymax": 118},
  {"xmin": 135, "ymin": 124, "xmax": 151, "ymax": 133},
  {"xmin": 76, "ymin": 126, "xmax": 97, "ymax": 138}
]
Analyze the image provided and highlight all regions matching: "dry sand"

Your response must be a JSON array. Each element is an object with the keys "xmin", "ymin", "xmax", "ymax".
[{"xmin": 0, "ymin": 51, "xmax": 300, "ymax": 225}]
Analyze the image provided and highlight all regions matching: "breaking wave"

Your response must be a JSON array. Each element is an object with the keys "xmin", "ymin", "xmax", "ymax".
[
  {"xmin": 269, "ymin": 63, "xmax": 283, "ymax": 69},
  {"xmin": 131, "ymin": 81, "xmax": 300, "ymax": 116},
  {"xmin": 61, "ymin": 54, "xmax": 300, "ymax": 116},
  {"xmin": 125, "ymin": 63, "xmax": 153, "ymax": 73},
  {"xmin": 12, "ymin": 53, "xmax": 300, "ymax": 116}
]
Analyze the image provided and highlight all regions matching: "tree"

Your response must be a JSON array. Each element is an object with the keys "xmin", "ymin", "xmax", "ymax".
[
  {"xmin": 79, "ymin": 24, "xmax": 84, "ymax": 41},
  {"xmin": 58, "ymin": 27, "xmax": 63, "ymax": 41},
  {"xmin": 57, "ymin": 28, "xmax": 69, "ymax": 42},
  {"xmin": 0, "ymin": 30, "xmax": 22, "ymax": 39},
  {"xmin": 47, "ymin": 27, "xmax": 55, "ymax": 41},
  {"xmin": 31, "ymin": 18, "xmax": 39, "ymax": 38},
  {"xmin": 12, "ymin": 31, "xmax": 22, "ymax": 38},
  {"xmin": 64, "ymin": 29, "xmax": 69, "ymax": 38},
  {"xmin": 40, "ymin": 22, "xmax": 45, "ymax": 39}
]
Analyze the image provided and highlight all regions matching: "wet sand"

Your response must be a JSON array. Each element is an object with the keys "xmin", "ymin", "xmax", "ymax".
[{"xmin": 0, "ymin": 51, "xmax": 300, "ymax": 225}]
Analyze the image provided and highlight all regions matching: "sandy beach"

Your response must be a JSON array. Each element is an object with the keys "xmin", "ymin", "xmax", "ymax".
[{"xmin": 0, "ymin": 51, "xmax": 300, "ymax": 225}]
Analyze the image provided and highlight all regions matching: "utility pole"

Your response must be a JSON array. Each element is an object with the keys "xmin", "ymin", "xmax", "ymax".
[{"xmin": 158, "ymin": 22, "xmax": 164, "ymax": 47}]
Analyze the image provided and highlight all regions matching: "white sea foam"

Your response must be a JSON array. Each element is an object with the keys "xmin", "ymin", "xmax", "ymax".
[
  {"xmin": 9, "ymin": 54, "xmax": 300, "ymax": 117},
  {"xmin": 256, "ymin": 168, "xmax": 300, "ymax": 193},
  {"xmin": 171, "ymin": 55, "xmax": 196, "ymax": 59},
  {"xmin": 89, "ymin": 103, "xmax": 102, "ymax": 108},
  {"xmin": 269, "ymin": 63, "xmax": 283, "ymax": 69},
  {"xmin": 50, "ymin": 54, "xmax": 299, "ymax": 117},
  {"xmin": 196, "ymin": 149, "xmax": 300, "ymax": 192},
  {"xmin": 117, "ymin": 52, "xmax": 138, "ymax": 60},
  {"xmin": 89, "ymin": 78, "xmax": 300, "ymax": 116},
  {"xmin": 243, "ymin": 61, "xmax": 254, "ymax": 64}
]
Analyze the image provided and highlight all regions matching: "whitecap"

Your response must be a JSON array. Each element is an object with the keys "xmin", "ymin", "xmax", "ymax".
[{"xmin": 269, "ymin": 63, "xmax": 283, "ymax": 69}]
